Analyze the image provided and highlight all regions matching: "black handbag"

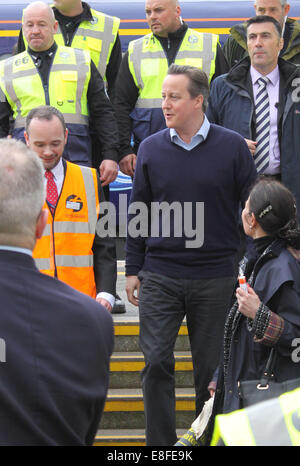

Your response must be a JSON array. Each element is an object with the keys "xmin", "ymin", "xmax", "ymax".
[{"xmin": 238, "ymin": 348, "xmax": 300, "ymax": 407}]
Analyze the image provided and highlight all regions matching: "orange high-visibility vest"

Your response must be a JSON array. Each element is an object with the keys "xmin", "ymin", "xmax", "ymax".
[{"xmin": 33, "ymin": 161, "xmax": 100, "ymax": 298}]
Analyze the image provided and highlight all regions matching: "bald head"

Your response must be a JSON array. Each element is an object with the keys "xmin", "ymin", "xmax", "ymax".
[
  {"xmin": 145, "ymin": 0, "xmax": 182, "ymax": 37},
  {"xmin": 23, "ymin": 2, "xmax": 58, "ymax": 52},
  {"xmin": 23, "ymin": 1, "xmax": 55, "ymax": 22}
]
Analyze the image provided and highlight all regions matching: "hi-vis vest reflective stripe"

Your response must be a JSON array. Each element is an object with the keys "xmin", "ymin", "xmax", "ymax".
[
  {"xmin": 0, "ymin": 46, "xmax": 90, "ymax": 129},
  {"xmin": 211, "ymin": 387, "xmax": 300, "ymax": 446},
  {"xmin": 128, "ymin": 29, "xmax": 219, "ymax": 110},
  {"xmin": 33, "ymin": 162, "xmax": 99, "ymax": 298},
  {"xmin": 54, "ymin": 9, "xmax": 120, "ymax": 82}
]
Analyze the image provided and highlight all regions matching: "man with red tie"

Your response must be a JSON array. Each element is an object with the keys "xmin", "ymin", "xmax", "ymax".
[{"xmin": 24, "ymin": 105, "xmax": 117, "ymax": 312}]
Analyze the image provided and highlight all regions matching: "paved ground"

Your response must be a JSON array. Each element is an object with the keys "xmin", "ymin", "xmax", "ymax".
[
  {"xmin": 115, "ymin": 238, "xmax": 139, "ymax": 319},
  {"xmin": 116, "ymin": 259, "xmax": 139, "ymax": 318}
]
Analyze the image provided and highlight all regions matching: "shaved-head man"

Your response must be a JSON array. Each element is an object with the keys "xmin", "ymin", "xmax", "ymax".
[
  {"xmin": 0, "ymin": 1, "xmax": 119, "ymax": 185},
  {"xmin": 114, "ymin": 0, "xmax": 229, "ymax": 177},
  {"xmin": 22, "ymin": 2, "xmax": 57, "ymax": 52}
]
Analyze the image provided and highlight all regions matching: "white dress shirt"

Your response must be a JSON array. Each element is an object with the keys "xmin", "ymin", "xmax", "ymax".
[
  {"xmin": 0, "ymin": 246, "xmax": 32, "ymax": 256},
  {"xmin": 170, "ymin": 115, "xmax": 211, "ymax": 150}
]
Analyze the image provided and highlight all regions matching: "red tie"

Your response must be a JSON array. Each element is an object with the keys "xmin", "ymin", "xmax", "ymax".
[{"xmin": 45, "ymin": 170, "xmax": 58, "ymax": 214}]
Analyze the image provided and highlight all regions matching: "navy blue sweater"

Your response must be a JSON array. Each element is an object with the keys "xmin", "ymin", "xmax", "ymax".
[{"xmin": 125, "ymin": 124, "xmax": 257, "ymax": 279}]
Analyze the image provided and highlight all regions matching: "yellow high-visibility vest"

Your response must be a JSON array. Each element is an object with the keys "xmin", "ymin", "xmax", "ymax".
[
  {"xmin": 54, "ymin": 8, "xmax": 120, "ymax": 82},
  {"xmin": 211, "ymin": 387, "xmax": 300, "ymax": 446},
  {"xmin": 0, "ymin": 46, "xmax": 90, "ymax": 130},
  {"xmin": 33, "ymin": 161, "xmax": 100, "ymax": 298},
  {"xmin": 128, "ymin": 28, "xmax": 219, "ymax": 111}
]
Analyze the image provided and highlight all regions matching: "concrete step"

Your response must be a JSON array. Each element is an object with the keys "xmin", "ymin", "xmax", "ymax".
[
  {"xmin": 94, "ymin": 429, "xmax": 187, "ymax": 446},
  {"xmin": 113, "ymin": 318, "xmax": 191, "ymax": 353},
  {"xmin": 100, "ymin": 316, "xmax": 195, "ymax": 444},
  {"xmin": 100, "ymin": 388, "xmax": 195, "ymax": 430},
  {"xmin": 94, "ymin": 429, "xmax": 146, "ymax": 446},
  {"xmin": 109, "ymin": 351, "xmax": 194, "ymax": 388}
]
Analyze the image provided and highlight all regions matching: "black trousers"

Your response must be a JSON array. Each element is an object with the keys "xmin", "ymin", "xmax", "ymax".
[{"xmin": 138, "ymin": 270, "xmax": 235, "ymax": 446}]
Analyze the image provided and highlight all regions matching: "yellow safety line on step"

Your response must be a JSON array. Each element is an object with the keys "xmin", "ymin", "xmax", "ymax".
[
  {"xmin": 110, "ymin": 360, "xmax": 193, "ymax": 371},
  {"xmin": 104, "ymin": 399, "xmax": 195, "ymax": 411},
  {"xmin": 114, "ymin": 325, "xmax": 188, "ymax": 336}
]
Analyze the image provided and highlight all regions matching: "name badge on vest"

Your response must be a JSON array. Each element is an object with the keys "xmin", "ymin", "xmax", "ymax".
[{"xmin": 66, "ymin": 200, "xmax": 81, "ymax": 211}]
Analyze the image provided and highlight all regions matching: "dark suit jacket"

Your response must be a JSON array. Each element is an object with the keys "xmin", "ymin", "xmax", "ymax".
[{"xmin": 0, "ymin": 249, "xmax": 114, "ymax": 446}]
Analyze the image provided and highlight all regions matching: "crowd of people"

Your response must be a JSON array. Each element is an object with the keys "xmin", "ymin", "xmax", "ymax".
[{"xmin": 0, "ymin": 0, "xmax": 300, "ymax": 447}]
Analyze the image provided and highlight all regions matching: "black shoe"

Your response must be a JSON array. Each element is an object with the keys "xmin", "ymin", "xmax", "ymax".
[{"xmin": 112, "ymin": 294, "xmax": 126, "ymax": 314}]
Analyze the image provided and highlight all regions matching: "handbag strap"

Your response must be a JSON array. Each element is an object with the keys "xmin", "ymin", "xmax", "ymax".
[{"xmin": 259, "ymin": 348, "xmax": 277, "ymax": 387}]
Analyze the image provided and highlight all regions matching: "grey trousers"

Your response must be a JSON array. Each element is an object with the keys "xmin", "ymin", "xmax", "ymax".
[{"xmin": 138, "ymin": 270, "xmax": 235, "ymax": 446}]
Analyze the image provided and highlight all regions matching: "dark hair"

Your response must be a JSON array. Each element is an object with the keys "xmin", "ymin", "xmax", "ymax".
[
  {"xmin": 246, "ymin": 15, "xmax": 282, "ymax": 38},
  {"xmin": 248, "ymin": 178, "xmax": 300, "ymax": 249},
  {"xmin": 167, "ymin": 64, "xmax": 209, "ymax": 112},
  {"xmin": 25, "ymin": 105, "xmax": 66, "ymax": 133}
]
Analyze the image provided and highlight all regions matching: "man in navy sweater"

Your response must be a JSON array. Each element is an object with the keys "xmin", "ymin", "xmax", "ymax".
[{"xmin": 125, "ymin": 64, "xmax": 257, "ymax": 446}]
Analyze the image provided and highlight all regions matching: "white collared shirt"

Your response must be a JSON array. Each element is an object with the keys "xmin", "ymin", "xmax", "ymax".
[
  {"xmin": 170, "ymin": 115, "xmax": 211, "ymax": 150},
  {"xmin": 0, "ymin": 245, "xmax": 32, "ymax": 256}
]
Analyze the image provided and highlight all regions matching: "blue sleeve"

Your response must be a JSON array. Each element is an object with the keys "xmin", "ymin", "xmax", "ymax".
[
  {"xmin": 206, "ymin": 76, "xmax": 222, "ymax": 124},
  {"xmin": 234, "ymin": 135, "xmax": 257, "ymax": 207}
]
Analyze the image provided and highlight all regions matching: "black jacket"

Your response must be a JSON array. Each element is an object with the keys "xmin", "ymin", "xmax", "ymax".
[
  {"xmin": 206, "ymin": 57, "xmax": 300, "ymax": 223},
  {"xmin": 212, "ymin": 240, "xmax": 300, "ymax": 420},
  {"xmin": 0, "ymin": 249, "xmax": 113, "ymax": 445},
  {"xmin": 0, "ymin": 42, "xmax": 119, "ymax": 165}
]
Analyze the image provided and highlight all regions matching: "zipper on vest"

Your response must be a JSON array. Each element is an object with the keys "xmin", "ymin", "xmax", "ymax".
[
  {"xmin": 43, "ymin": 50, "xmax": 56, "ymax": 106},
  {"xmin": 44, "ymin": 84, "xmax": 50, "ymax": 105}
]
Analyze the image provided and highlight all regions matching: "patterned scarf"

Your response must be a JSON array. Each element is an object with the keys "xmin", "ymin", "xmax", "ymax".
[{"xmin": 222, "ymin": 242, "xmax": 276, "ymax": 380}]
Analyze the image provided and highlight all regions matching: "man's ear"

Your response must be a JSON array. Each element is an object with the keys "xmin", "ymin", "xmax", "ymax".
[
  {"xmin": 24, "ymin": 130, "xmax": 29, "ymax": 146},
  {"xmin": 284, "ymin": 3, "xmax": 290, "ymax": 17},
  {"xmin": 53, "ymin": 19, "xmax": 59, "ymax": 34},
  {"xmin": 195, "ymin": 94, "xmax": 204, "ymax": 109},
  {"xmin": 279, "ymin": 36, "xmax": 284, "ymax": 52},
  {"xmin": 64, "ymin": 128, "xmax": 68, "ymax": 146}
]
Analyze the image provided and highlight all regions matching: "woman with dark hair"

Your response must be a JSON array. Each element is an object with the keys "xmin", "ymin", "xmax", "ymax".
[
  {"xmin": 206, "ymin": 178, "xmax": 300, "ymax": 426},
  {"xmin": 175, "ymin": 178, "xmax": 300, "ymax": 446}
]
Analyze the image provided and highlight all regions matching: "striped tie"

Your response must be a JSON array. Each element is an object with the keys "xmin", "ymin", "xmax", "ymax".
[{"xmin": 254, "ymin": 77, "xmax": 270, "ymax": 174}]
